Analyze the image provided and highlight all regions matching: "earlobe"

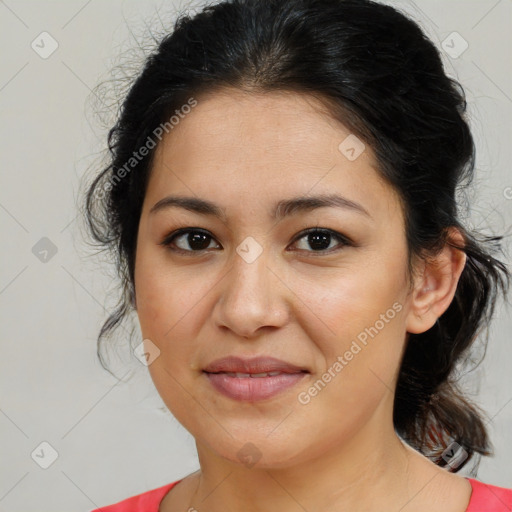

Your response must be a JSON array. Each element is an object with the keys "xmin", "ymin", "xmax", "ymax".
[{"xmin": 405, "ymin": 228, "xmax": 467, "ymax": 335}]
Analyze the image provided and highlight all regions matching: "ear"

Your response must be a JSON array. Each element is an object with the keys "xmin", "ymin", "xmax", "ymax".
[{"xmin": 405, "ymin": 227, "xmax": 467, "ymax": 334}]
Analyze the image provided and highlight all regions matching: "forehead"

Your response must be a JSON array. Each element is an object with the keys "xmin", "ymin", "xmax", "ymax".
[
  {"xmin": 146, "ymin": 89, "xmax": 402, "ymax": 223},
  {"xmin": 158, "ymin": 88, "xmax": 359, "ymax": 158}
]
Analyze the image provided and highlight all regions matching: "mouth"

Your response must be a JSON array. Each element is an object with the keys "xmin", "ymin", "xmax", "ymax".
[
  {"xmin": 202, "ymin": 356, "xmax": 309, "ymax": 402},
  {"xmin": 203, "ymin": 355, "xmax": 309, "ymax": 374},
  {"xmin": 206, "ymin": 370, "xmax": 302, "ymax": 378}
]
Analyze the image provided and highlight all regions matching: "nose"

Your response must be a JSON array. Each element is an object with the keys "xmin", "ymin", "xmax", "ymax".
[{"xmin": 212, "ymin": 245, "xmax": 291, "ymax": 339}]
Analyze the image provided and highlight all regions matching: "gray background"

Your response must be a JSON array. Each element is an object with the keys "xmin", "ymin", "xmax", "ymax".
[{"xmin": 0, "ymin": 0, "xmax": 511, "ymax": 510}]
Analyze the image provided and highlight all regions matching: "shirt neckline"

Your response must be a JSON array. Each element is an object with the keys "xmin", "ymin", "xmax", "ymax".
[{"xmin": 159, "ymin": 476, "xmax": 479, "ymax": 511}]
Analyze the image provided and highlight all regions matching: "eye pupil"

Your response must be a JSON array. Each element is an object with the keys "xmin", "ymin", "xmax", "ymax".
[
  {"xmin": 308, "ymin": 232, "xmax": 331, "ymax": 251},
  {"xmin": 188, "ymin": 232, "xmax": 210, "ymax": 250}
]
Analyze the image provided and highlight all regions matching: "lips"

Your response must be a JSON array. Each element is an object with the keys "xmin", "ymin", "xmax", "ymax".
[
  {"xmin": 218, "ymin": 371, "xmax": 285, "ymax": 378},
  {"xmin": 203, "ymin": 356, "xmax": 309, "ymax": 402},
  {"xmin": 202, "ymin": 355, "xmax": 308, "ymax": 375}
]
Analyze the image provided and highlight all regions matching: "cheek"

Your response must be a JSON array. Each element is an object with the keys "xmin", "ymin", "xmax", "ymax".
[
  {"xmin": 134, "ymin": 255, "xmax": 208, "ymax": 422},
  {"xmin": 295, "ymin": 263, "xmax": 406, "ymax": 341},
  {"xmin": 135, "ymin": 247, "xmax": 211, "ymax": 341},
  {"xmin": 292, "ymin": 277, "xmax": 406, "ymax": 444},
  {"xmin": 292, "ymin": 260, "xmax": 407, "ymax": 394},
  {"xmin": 134, "ymin": 253, "xmax": 223, "ymax": 406}
]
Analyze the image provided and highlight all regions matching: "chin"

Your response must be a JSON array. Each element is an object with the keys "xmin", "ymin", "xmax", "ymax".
[{"xmin": 199, "ymin": 433, "xmax": 315, "ymax": 470}]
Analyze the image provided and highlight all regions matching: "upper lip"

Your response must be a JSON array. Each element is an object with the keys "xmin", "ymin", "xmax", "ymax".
[{"xmin": 203, "ymin": 356, "xmax": 308, "ymax": 374}]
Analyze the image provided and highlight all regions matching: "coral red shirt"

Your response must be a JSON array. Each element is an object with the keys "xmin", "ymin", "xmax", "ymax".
[{"xmin": 90, "ymin": 477, "xmax": 512, "ymax": 511}]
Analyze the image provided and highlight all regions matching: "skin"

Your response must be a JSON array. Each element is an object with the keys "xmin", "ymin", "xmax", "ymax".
[{"xmin": 133, "ymin": 89, "xmax": 472, "ymax": 512}]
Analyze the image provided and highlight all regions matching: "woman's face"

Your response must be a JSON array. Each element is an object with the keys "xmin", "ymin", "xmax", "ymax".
[{"xmin": 134, "ymin": 89, "xmax": 417, "ymax": 468}]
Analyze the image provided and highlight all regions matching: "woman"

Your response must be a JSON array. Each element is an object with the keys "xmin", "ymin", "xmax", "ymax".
[{"xmin": 84, "ymin": 0, "xmax": 512, "ymax": 510}]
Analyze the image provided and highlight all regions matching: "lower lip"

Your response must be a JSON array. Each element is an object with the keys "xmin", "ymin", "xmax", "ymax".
[{"xmin": 204, "ymin": 372, "xmax": 307, "ymax": 402}]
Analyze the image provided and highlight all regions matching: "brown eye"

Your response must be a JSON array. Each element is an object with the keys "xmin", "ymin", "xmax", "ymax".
[
  {"xmin": 290, "ymin": 228, "xmax": 352, "ymax": 254},
  {"xmin": 160, "ymin": 229, "xmax": 220, "ymax": 253}
]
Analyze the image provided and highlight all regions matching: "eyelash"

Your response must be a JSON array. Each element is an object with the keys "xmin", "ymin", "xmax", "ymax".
[{"xmin": 159, "ymin": 226, "xmax": 354, "ymax": 256}]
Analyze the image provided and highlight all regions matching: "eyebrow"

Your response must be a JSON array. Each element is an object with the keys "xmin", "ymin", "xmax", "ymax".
[{"xmin": 149, "ymin": 193, "xmax": 371, "ymax": 221}]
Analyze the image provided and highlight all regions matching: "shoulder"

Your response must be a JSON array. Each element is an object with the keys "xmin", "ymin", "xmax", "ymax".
[
  {"xmin": 88, "ymin": 479, "xmax": 181, "ymax": 512},
  {"xmin": 466, "ymin": 478, "xmax": 512, "ymax": 512}
]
